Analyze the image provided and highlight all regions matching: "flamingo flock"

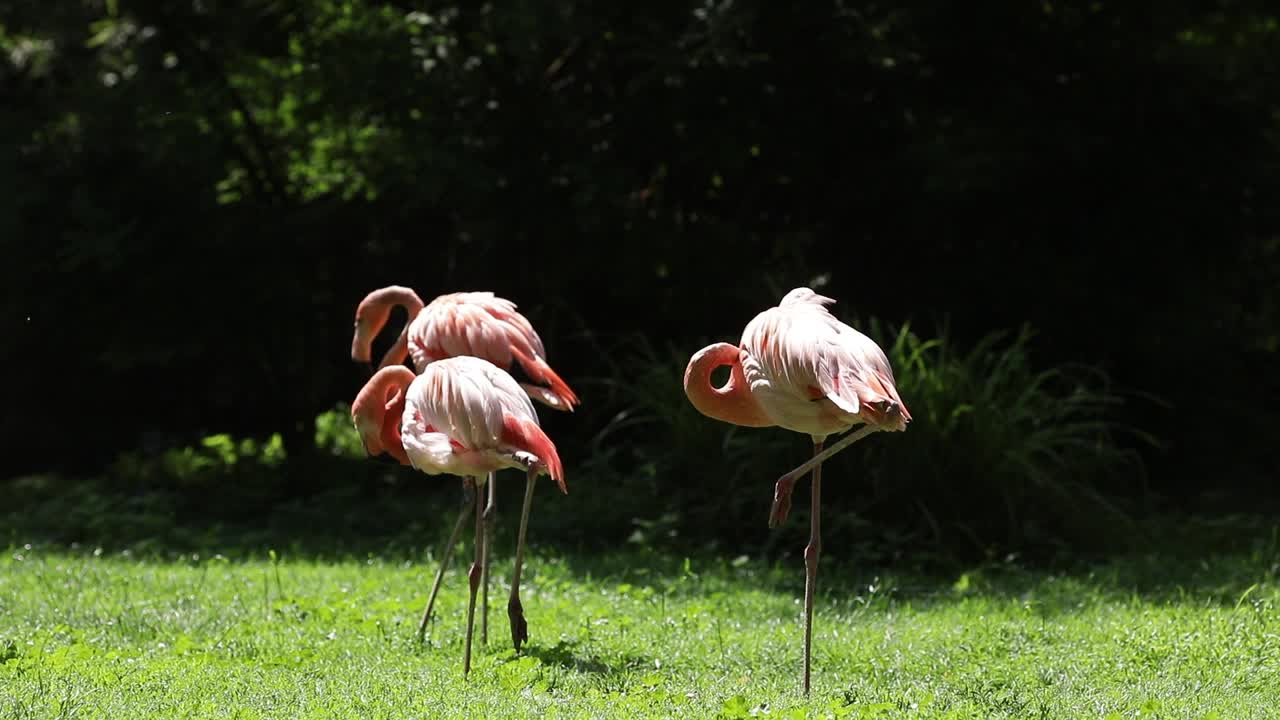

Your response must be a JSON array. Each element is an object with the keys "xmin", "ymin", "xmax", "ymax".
[
  {"xmin": 345, "ymin": 284, "xmax": 910, "ymax": 692},
  {"xmin": 351, "ymin": 287, "xmax": 577, "ymax": 651}
]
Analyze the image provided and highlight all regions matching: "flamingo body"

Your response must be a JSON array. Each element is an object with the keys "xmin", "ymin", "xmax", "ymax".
[
  {"xmin": 408, "ymin": 292, "xmax": 579, "ymax": 411},
  {"xmin": 739, "ymin": 287, "xmax": 910, "ymax": 437},
  {"xmin": 352, "ymin": 287, "xmax": 579, "ymax": 412},
  {"xmin": 685, "ymin": 288, "xmax": 909, "ymax": 438},
  {"xmin": 400, "ymin": 356, "xmax": 566, "ymax": 490}
]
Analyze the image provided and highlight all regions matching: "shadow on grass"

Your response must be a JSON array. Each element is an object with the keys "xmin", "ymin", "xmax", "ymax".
[
  {"xmin": 4, "ymin": 468, "xmax": 1278, "ymax": 616},
  {"xmin": 523, "ymin": 638, "xmax": 632, "ymax": 676},
  {"xmin": 544, "ymin": 522, "xmax": 1279, "ymax": 615}
]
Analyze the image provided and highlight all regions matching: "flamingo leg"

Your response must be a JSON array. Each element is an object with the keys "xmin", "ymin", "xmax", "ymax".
[
  {"xmin": 463, "ymin": 478, "xmax": 484, "ymax": 677},
  {"xmin": 416, "ymin": 490, "xmax": 472, "ymax": 643},
  {"xmin": 778, "ymin": 426, "xmax": 879, "ymax": 493},
  {"xmin": 802, "ymin": 453, "xmax": 823, "ymax": 695},
  {"xmin": 770, "ymin": 438, "xmax": 824, "ymax": 528},
  {"xmin": 481, "ymin": 470, "xmax": 496, "ymax": 645},
  {"xmin": 507, "ymin": 466, "xmax": 537, "ymax": 651}
]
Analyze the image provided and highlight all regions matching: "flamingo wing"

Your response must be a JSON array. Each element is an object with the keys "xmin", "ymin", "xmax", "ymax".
[
  {"xmin": 409, "ymin": 292, "xmax": 579, "ymax": 410},
  {"xmin": 407, "ymin": 293, "xmax": 536, "ymax": 368},
  {"xmin": 744, "ymin": 288, "xmax": 909, "ymax": 428},
  {"xmin": 400, "ymin": 356, "xmax": 565, "ymax": 485},
  {"xmin": 417, "ymin": 355, "xmax": 537, "ymax": 446}
]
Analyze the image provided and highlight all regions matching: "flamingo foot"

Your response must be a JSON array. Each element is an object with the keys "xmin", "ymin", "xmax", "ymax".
[
  {"xmin": 769, "ymin": 475, "xmax": 796, "ymax": 528},
  {"xmin": 770, "ymin": 439, "xmax": 826, "ymax": 529},
  {"xmin": 508, "ymin": 595, "xmax": 529, "ymax": 650},
  {"xmin": 507, "ymin": 468, "xmax": 537, "ymax": 652}
]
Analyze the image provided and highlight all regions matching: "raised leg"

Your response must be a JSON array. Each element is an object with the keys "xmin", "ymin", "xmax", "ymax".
[
  {"xmin": 780, "ymin": 426, "xmax": 879, "ymax": 490},
  {"xmin": 770, "ymin": 439, "xmax": 824, "ymax": 528},
  {"xmin": 463, "ymin": 479, "xmax": 484, "ymax": 677},
  {"xmin": 507, "ymin": 467, "xmax": 538, "ymax": 650},
  {"xmin": 416, "ymin": 491, "xmax": 472, "ymax": 643},
  {"xmin": 481, "ymin": 471, "xmax": 496, "ymax": 645},
  {"xmin": 802, "ymin": 455, "xmax": 823, "ymax": 695}
]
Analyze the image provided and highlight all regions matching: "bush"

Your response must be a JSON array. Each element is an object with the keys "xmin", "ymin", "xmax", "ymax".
[
  {"xmin": 1, "ymin": 410, "xmax": 429, "ymax": 554},
  {"xmin": 845, "ymin": 320, "xmax": 1158, "ymax": 560},
  {"xmin": 314, "ymin": 402, "xmax": 365, "ymax": 460}
]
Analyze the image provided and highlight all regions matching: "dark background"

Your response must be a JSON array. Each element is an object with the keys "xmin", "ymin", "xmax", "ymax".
[{"xmin": 3, "ymin": 0, "xmax": 1276, "ymax": 564}]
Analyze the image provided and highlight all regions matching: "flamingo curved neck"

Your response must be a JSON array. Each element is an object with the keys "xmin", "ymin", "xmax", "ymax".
[
  {"xmin": 373, "ymin": 286, "xmax": 425, "ymax": 316},
  {"xmin": 353, "ymin": 366, "xmax": 415, "ymax": 464},
  {"xmin": 380, "ymin": 288, "xmax": 424, "ymax": 369},
  {"xmin": 354, "ymin": 286, "xmax": 425, "ymax": 367},
  {"xmin": 683, "ymin": 343, "xmax": 772, "ymax": 428},
  {"xmin": 380, "ymin": 395, "xmax": 410, "ymax": 465}
]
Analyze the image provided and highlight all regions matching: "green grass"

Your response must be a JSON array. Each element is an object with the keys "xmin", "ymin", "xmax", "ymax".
[{"xmin": 3, "ymin": 526, "xmax": 1279, "ymax": 719}]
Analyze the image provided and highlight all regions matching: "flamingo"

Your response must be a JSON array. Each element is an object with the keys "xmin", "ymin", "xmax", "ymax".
[
  {"xmin": 351, "ymin": 365, "xmax": 468, "ymax": 640},
  {"xmin": 351, "ymin": 286, "xmax": 580, "ymax": 411},
  {"xmin": 682, "ymin": 287, "xmax": 911, "ymax": 695},
  {"xmin": 351, "ymin": 359, "xmax": 566, "ymax": 675},
  {"xmin": 350, "ymin": 285, "xmax": 579, "ymax": 647}
]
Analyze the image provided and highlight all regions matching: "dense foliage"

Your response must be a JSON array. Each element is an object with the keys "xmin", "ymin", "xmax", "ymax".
[{"xmin": 3, "ymin": 0, "xmax": 1278, "ymax": 557}]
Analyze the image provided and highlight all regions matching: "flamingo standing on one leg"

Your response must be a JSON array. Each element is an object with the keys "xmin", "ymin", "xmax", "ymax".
[
  {"xmin": 351, "ymin": 359, "xmax": 565, "ymax": 676},
  {"xmin": 351, "ymin": 285, "xmax": 579, "ymax": 648},
  {"xmin": 682, "ymin": 287, "xmax": 911, "ymax": 695}
]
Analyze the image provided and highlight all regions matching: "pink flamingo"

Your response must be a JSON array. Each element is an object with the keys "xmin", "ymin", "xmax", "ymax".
[
  {"xmin": 683, "ymin": 287, "xmax": 911, "ymax": 694},
  {"xmin": 351, "ymin": 365, "xmax": 465, "ymax": 641},
  {"xmin": 351, "ymin": 358, "xmax": 566, "ymax": 675},
  {"xmin": 351, "ymin": 286, "xmax": 580, "ymax": 411},
  {"xmin": 351, "ymin": 285, "xmax": 579, "ymax": 646}
]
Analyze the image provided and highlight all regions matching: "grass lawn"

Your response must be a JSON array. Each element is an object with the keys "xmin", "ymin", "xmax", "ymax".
[{"xmin": 2, "ymin": 526, "xmax": 1279, "ymax": 719}]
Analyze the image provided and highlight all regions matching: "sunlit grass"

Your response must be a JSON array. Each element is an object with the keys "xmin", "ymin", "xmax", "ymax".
[{"xmin": 3, "ymin": 534, "xmax": 1277, "ymax": 718}]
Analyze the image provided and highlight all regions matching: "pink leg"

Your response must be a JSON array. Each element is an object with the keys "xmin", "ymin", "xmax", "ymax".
[
  {"xmin": 481, "ymin": 471, "xmax": 496, "ymax": 645},
  {"xmin": 507, "ymin": 467, "xmax": 537, "ymax": 650},
  {"xmin": 802, "ymin": 455, "xmax": 823, "ymax": 695},
  {"xmin": 781, "ymin": 426, "xmax": 879, "ymax": 486},
  {"xmin": 770, "ymin": 439, "xmax": 824, "ymax": 528},
  {"xmin": 463, "ymin": 478, "xmax": 484, "ymax": 677},
  {"xmin": 416, "ymin": 491, "xmax": 471, "ymax": 643}
]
